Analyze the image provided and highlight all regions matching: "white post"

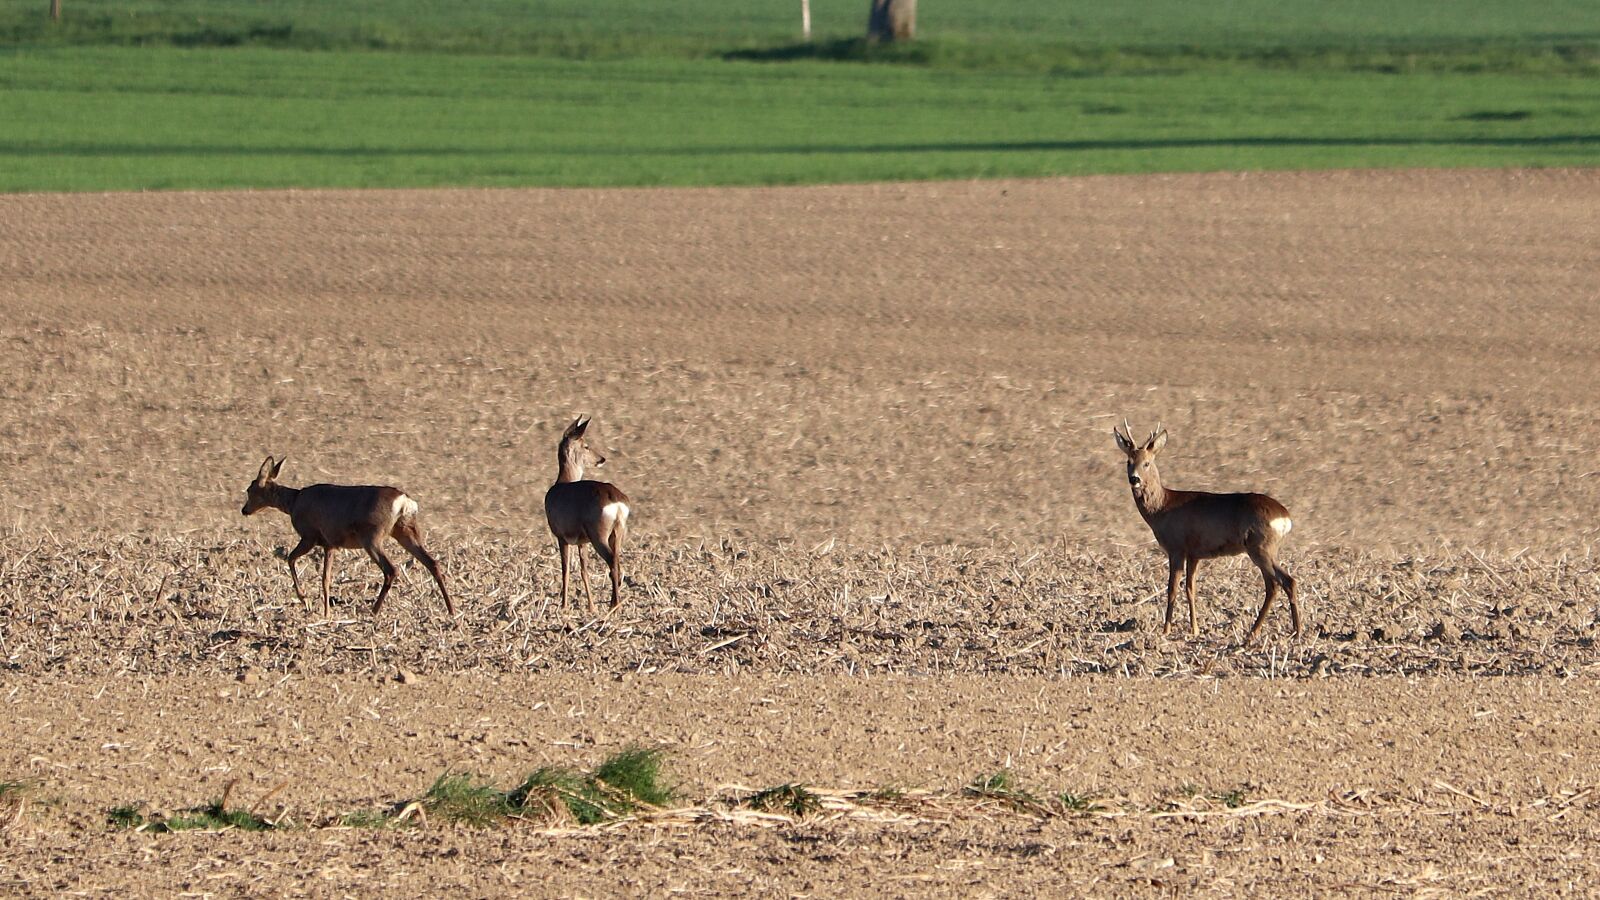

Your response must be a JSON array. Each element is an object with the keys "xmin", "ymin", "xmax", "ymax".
[{"xmin": 801, "ymin": 0, "xmax": 811, "ymax": 40}]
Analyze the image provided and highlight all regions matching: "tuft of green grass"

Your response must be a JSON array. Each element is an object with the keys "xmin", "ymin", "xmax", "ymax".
[
  {"xmin": 508, "ymin": 746, "xmax": 672, "ymax": 825},
  {"xmin": 744, "ymin": 783, "xmax": 823, "ymax": 818},
  {"xmin": 964, "ymin": 770, "xmax": 1046, "ymax": 813},
  {"xmin": 107, "ymin": 803, "xmax": 146, "ymax": 830},
  {"xmin": 425, "ymin": 747, "xmax": 672, "ymax": 828},
  {"xmin": 421, "ymin": 772, "xmax": 514, "ymax": 828},
  {"xmin": 1216, "ymin": 787, "xmax": 1249, "ymax": 809},
  {"xmin": 338, "ymin": 809, "xmax": 396, "ymax": 829},
  {"xmin": 161, "ymin": 801, "xmax": 274, "ymax": 832},
  {"xmin": 592, "ymin": 746, "xmax": 672, "ymax": 809},
  {"xmin": 1057, "ymin": 791, "xmax": 1107, "ymax": 815}
]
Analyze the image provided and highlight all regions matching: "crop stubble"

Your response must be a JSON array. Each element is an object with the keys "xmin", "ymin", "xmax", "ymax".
[{"xmin": 2, "ymin": 170, "xmax": 1600, "ymax": 894}]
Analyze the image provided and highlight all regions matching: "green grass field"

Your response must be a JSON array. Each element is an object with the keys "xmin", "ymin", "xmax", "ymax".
[{"xmin": 2, "ymin": 0, "xmax": 1597, "ymax": 191}]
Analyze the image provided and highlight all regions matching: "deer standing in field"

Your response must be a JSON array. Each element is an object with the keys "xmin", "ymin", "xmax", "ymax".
[
  {"xmin": 545, "ymin": 416, "xmax": 632, "ymax": 611},
  {"xmin": 241, "ymin": 456, "xmax": 455, "ymax": 617},
  {"xmin": 1113, "ymin": 422, "xmax": 1300, "ymax": 644}
]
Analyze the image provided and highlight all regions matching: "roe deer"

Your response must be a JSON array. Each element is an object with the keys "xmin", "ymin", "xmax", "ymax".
[
  {"xmin": 1112, "ymin": 422, "xmax": 1300, "ymax": 644},
  {"xmin": 544, "ymin": 416, "xmax": 631, "ymax": 611},
  {"xmin": 241, "ymin": 456, "xmax": 455, "ymax": 617}
]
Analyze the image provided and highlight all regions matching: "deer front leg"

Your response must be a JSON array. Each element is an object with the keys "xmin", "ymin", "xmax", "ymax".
[
  {"xmin": 1184, "ymin": 557, "xmax": 1200, "ymax": 637},
  {"xmin": 285, "ymin": 538, "xmax": 314, "ymax": 605},
  {"xmin": 577, "ymin": 547, "xmax": 597, "ymax": 614},
  {"xmin": 1161, "ymin": 556, "xmax": 1182, "ymax": 636},
  {"xmin": 558, "ymin": 541, "xmax": 571, "ymax": 608}
]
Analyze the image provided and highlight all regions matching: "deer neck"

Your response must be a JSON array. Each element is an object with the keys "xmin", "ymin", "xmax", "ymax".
[
  {"xmin": 1132, "ymin": 474, "xmax": 1168, "ymax": 518},
  {"xmin": 266, "ymin": 483, "xmax": 300, "ymax": 515},
  {"xmin": 556, "ymin": 449, "xmax": 584, "ymax": 484}
]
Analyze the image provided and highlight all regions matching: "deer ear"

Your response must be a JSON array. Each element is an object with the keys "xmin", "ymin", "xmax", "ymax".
[
  {"xmin": 1147, "ymin": 430, "xmax": 1168, "ymax": 453},
  {"xmin": 270, "ymin": 456, "xmax": 286, "ymax": 479},
  {"xmin": 1113, "ymin": 427, "xmax": 1136, "ymax": 456},
  {"xmin": 256, "ymin": 456, "xmax": 276, "ymax": 483}
]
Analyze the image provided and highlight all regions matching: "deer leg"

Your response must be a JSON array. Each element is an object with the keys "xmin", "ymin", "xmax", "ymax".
[
  {"xmin": 586, "ymin": 525, "xmax": 621, "ymax": 609},
  {"xmin": 285, "ymin": 538, "xmax": 314, "ymax": 604},
  {"xmin": 321, "ymin": 547, "xmax": 334, "ymax": 615},
  {"xmin": 1244, "ymin": 549, "xmax": 1280, "ymax": 646},
  {"xmin": 577, "ymin": 545, "xmax": 597, "ymax": 614},
  {"xmin": 393, "ymin": 523, "xmax": 455, "ymax": 617},
  {"xmin": 1184, "ymin": 557, "xmax": 1200, "ymax": 637},
  {"xmin": 1278, "ymin": 565, "xmax": 1301, "ymax": 636},
  {"xmin": 364, "ymin": 539, "xmax": 398, "ymax": 615},
  {"xmin": 1162, "ymin": 556, "xmax": 1182, "ymax": 636},
  {"xmin": 558, "ymin": 541, "xmax": 571, "ymax": 608}
]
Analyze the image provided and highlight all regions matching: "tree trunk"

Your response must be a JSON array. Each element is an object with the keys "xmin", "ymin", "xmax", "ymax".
[
  {"xmin": 867, "ymin": 0, "xmax": 915, "ymax": 42},
  {"xmin": 49, "ymin": 0, "xmax": 60, "ymax": 21}
]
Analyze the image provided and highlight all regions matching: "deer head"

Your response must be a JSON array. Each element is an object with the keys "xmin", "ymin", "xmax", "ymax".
[
  {"xmin": 1113, "ymin": 420, "xmax": 1167, "ymax": 501},
  {"xmin": 242, "ymin": 455, "xmax": 285, "ymax": 516},
  {"xmin": 557, "ymin": 416, "xmax": 606, "ymax": 481}
]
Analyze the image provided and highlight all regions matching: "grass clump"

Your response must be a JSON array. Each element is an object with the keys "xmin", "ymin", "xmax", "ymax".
[
  {"xmin": 106, "ymin": 803, "xmax": 146, "ymax": 830},
  {"xmin": 964, "ymin": 770, "xmax": 1047, "ymax": 814},
  {"xmin": 420, "ymin": 772, "xmax": 514, "ymax": 828},
  {"xmin": 428, "ymin": 746, "xmax": 673, "ymax": 828},
  {"xmin": 162, "ymin": 799, "xmax": 274, "ymax": 832},
  {"xmin": 338, "ymin": 809, "xmax": 401, "ymax": 829},
  {"xmin": 744, "ymin": 783, "xmax": 823, "ymax": 818},
  {"xmin": 1057, "ymin": 791, "xmax": 1108, "ymax": 815}
]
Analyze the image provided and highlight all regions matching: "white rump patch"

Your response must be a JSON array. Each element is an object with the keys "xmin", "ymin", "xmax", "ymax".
[
  {"xmin": 394, "ymin": 495, "xmax": 419, "ymax": 520},
  {"xmin": 603, "ymin": 501, "xmax": 630, "ymax": 526},
  {"xmin": 1270, "ymin": 516, "xmax": 1292, "ymax": 537}
]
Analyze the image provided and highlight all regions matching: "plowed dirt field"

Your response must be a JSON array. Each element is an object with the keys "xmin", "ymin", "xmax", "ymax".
[{"xmin": 2, "ymin": 170, "xmax": 1599, "ymax": 896}]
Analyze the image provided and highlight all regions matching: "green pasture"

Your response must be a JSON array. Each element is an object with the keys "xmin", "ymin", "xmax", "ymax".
[
  {"xmin": 7, "ymin": 0, "xmax": 1600, "ymax": 68},
  {"xmin": 1, "ymin": 0, "xmax": 1596, "ymax": 191},
  {"xmin": 2, "ymin": 46, "xmax": 1596, "ymax": 192}
]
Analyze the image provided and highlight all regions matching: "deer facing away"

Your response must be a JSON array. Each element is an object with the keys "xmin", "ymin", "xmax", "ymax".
[
  {"xmin": 241, "ymin": 456, "xmax": 455, "ymax": 617},
  {"xmin": 1113, "ymin": 423, "xmax": 1300, "ymax": 644},
  {"xmin": 544, "ymin": 416, "xmax": 631, "ymax": 611}
]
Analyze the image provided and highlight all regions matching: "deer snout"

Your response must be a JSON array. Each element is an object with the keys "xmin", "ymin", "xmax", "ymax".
[
  {"xmin": 593, "ymin": 453, "xmax": 606, "ymax": 468},
  {"xmin": 1128, "ymin": 473, "xmax": 1142, "ymax": 488}
]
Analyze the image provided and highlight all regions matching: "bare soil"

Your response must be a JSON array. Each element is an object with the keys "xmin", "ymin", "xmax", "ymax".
[{"xmin": 2, "ymin": 170, "xmax": 1599, "ymax": 895}]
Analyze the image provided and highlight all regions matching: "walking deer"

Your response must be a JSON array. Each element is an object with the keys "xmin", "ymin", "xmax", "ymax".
[
  {"xmin": 1112, "ymin": 422, "xmax": 1300, "ymax": 644},
  {"xmin": 241, "ymin": 456, "xmax": 455, "ymax": 617},
  {"xmin": 544, "ymin": 416, "xmax": 632, "ymax": 611}
]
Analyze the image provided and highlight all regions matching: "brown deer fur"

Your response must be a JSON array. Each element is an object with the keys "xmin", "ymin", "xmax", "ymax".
[
  {"xmin": 241, "ymin": 456, "xmax": 454, "ymax": 617},
  {"xmin": 544, "ymin": 416, "xmax": 632, "ymax": 611},
  {"xmin": 1113, "ymin": 423, "xmax": 1300, "ymax": 644}
]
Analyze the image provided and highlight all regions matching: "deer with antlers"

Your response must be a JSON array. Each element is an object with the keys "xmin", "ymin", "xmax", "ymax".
[
  {"xmin": 1113, "ymin": 422, "xmax": 1301, "ymax": 644},
  {"xmin": 241, "ymin": 456, "xmax": 455, "ymax": 617},
  {"xmin": 544, "ymin": 416, "xmax": 632, "ymax": 611}
]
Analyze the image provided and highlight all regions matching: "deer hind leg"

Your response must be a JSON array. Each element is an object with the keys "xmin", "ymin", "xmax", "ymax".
[
  {"xmin": 1244, "ymin": 547, "xmax": 1281, "ymax": 646},
  {"xmin": 1277, "ymin": 565, "xmax": 1301, "ymax": 636},
  {"xmin": 1184, "ymin": 557, "xmax": 1201, "ymax": 637},
  {"xmin": 1162, "ymin": 556, "xmax": 1182, "ymax": 636},
  {"xmin": 285, "ymin": 538, "xmax": 315, "ymax": 605},
  {"xmin": 363, "ymin": 538, "xmax": 399, "ymax": 615},
  {"xmin": 321, "ymin": 547, "xmax": 335, "ymax": 615},
  {"xmin": 585, "ymin": 522, "xmax": 622, "ymax": 609},
  {"xmin": 393, "ymin": 521, "xmax": 454, "ymax": 616}
]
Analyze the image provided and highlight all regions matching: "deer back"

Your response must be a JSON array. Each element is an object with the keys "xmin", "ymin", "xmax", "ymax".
[{"xmin": 291, "ymin": 484, "xmax": 411, "ymax": 549}]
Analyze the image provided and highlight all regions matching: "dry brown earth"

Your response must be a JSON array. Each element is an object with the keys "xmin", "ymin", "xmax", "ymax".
[{"xmin": 2, "ymin": 170, "xmax": 1599, "ymax": 895}]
